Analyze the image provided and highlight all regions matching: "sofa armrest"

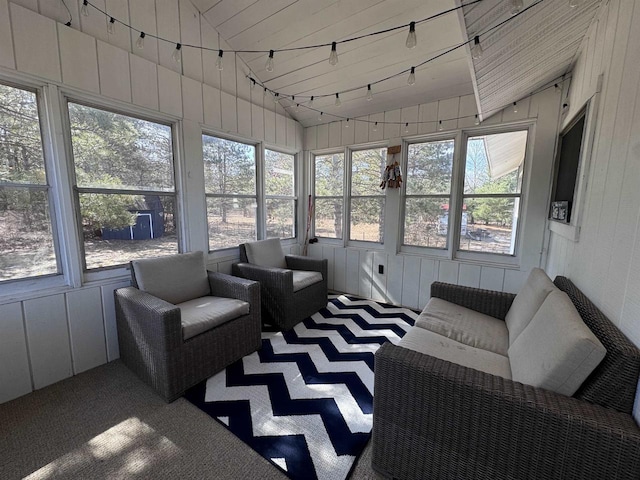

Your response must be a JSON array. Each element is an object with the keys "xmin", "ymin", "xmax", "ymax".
[
  {"xmin": 232, "ymin": 263, "xmax": 294, "ymax": 291},
  {"xmin": 372, "ymin": 343, "xmax": 640, "ymax": 480},
  {"xmin": 114, "ymin": 287, "xmax": 182, "ymax": 351},
  {"xmin": 430, "ymin": 282, "xmax": 516, "ymax": 320},
  {"xmin": 285, "ymin": 255, "xmax": 328, "ymax": 276},
  {"xmin": 207, "ymin": 271, "xmax": 259, "ymax": 305}
]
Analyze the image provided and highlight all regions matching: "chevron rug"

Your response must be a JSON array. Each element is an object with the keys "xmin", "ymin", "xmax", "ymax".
[{"xmin": 184, "ymin": 294, "xmax": 417, "ymax": 480}]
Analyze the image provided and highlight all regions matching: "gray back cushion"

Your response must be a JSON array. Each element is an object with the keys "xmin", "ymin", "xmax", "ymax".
[
  {"xmin": 132, "ymin": 251, "xmax": 210, "ymax": 305},
  {"xmin": 505, "ymin": 268, "xmax": 557, "ymax": 345},
  {"xmin": 244, "ymin": 238, "xmax": 287, "ymax": 269},
  {"xmin": 509, "ymin": 290, "xmax": 606, "ymax": 396}
]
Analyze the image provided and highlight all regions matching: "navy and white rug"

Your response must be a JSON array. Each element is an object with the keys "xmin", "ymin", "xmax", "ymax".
[{"xmin": 185, "ymin": 294, "xmax": 417, "ymax": 480}]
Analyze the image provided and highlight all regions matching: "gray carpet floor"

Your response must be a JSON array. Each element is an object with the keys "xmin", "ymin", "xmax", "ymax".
[{"xmin": 0, "ymin": 360, "xmax": 385, "ymax": 480}]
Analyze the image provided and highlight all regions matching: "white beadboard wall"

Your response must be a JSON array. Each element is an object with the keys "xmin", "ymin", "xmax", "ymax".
[
  {"xmin": 0, "ymin": 0, "xmax": 304, "ymax": 404},
  {"xmin": 304, "ymin": 88, "xmax": 562, "ymax": 310},
  {"xmin": 545, "ymin": 0, "xmax": 640, "ymax": 348}
]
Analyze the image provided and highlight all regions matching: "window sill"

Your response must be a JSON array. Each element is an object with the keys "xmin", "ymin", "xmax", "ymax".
[{"xmin": 549, "ymin": 220, "xmax": 580, "ymax": 242}]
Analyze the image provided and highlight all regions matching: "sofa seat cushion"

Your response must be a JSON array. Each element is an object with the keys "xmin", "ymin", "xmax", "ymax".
[
  {"xmin": 417, "ymin": 298, "xmax": 509, "ymax": 355},
  {"xmin": 505, "ymin": 268, "xmax": 558, "ymax": 345},
  {"xmin": 178, "ymin": 296, "xmax": 250, "ymax": 341},
  {"xmin": 399, "ymin": 327, "xmax": 512, "ymax": 380},
  {"xmin": 244, "ymin": 238, "xmax": 287, "ymax": 269},
  {"xmin": 292, "ymin": 270, "xmax": 323, "ymax": 292},
  {"xmin": 132, "ymin": 251, "xmax": 210, "ymax": 305},
  {"xmin": 509, "ymin": 290, "xmax": 606, "ymax": 396}
]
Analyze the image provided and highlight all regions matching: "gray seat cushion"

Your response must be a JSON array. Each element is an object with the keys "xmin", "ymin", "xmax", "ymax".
[
  {"xmin": 177, "ymin": 296, "xmax": 250, "ymax": 341},
  {"xmin": 244, "ymin": 238, "xmax": 287, "ymax": 269},
  {"xmin": 509, "ymin": 290, "xmax": 606, "ymax": 396},
  {"xmin": 417, "ymin": 297, "xmax": 509, "ymax": 355},
  {"xmin": 505, "ymin": 268, "xmax": 558, "ymax": 345},
  {"xmin": 132, "ymin": 251, "xmax": 210, "ymax": 305},
  {"xmin": 292, "ymin": 270, "xmax": 323, "ymax": 292},
  {"xmin": 399, "ymin": 327, "xmax": 512, "ymax": 380}
]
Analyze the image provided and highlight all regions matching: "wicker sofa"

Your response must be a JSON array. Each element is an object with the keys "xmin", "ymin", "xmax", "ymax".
[{"xmin": 372, "ymin": 273, "xmax": 640, "ymax": 479}]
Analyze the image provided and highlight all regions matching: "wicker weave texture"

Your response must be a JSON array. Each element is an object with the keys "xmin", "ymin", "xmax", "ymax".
[
  {"xmin": 554, "ymin": 276, "xmax": 640, "ymax": 414},
  {"xmin": 116, "ymin": 271, "xmax": 261, "ymax": 402},
  {"xmin": 233, "ymin": 244, "xmax": 328, "ymax": 331},
  {"xmin": 372, "ymin": 276, "xmax": 640, "ymax": 480}
]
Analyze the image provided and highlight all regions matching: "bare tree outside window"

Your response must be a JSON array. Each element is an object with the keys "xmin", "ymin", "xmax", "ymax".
[
  {"xmin": 203, "ymin": 135, "xmax": 257, "ymax": 250},
  {"xmin": 68, "ymin": 102, "xmax": 178, "ymax": 270},
  {"xmin": 0, "ymin": 84, "xmax": 58, "ymax": 282},
  {"xmin": 314, "ymin": 152, "xmax": 344, "ymax": 239},
  {"xmin": 265, "ymin": 149, "xmax": 296, "ymax": 239},
  {"xmin": 350, "ymin": 148, "xmax": 386, "ymax": 243}
]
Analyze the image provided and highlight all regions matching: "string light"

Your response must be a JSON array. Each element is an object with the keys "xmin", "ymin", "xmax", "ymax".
[
  {"xmin": 406, "ymin": 22, "xmax": 417, "ymax": 49},
  {"xmin": 107, "ymin": 17, "xmax": 115, "ymax": 35},
  {"xmin": 373, "ymin": 122, "xmax": 378, "ymax": 132},
  {"xmin": 172, "ymin": 43, "xmax": 182, "ymax": 64},
  {"xmin": 471, "ymin": 36, "xmax": 483, "ymax": 59},
  {"xmin": 274, "ymin": 92, "xmax": 279, "ymax": 103},
  {"xmin": 263, "ymin": 87, "xmax": 268, "ymax": 98},
  {"xmin": 475, "ymin": 114, "xmax": 480, "ymax": 125},
  {"xmin": 510, "ymin": 0, "xmax": 524, "ymax": 15},
  {"xmin": 295, "ymin": 103, "xmax": 300, "ymax": 112},
  {"xmin": 250, "ymin": 78, "xmax": 256, "ymax": 89},
  {"xmin": 345, "ymin": 118, "xmax": 350, "ymax": 128},
  {"xmin": 81, "ymin": 0, "xmax": 89, "ymax": 16},
  {"xmin": 335, "ymin": 93, "xmax": 341, "ymax": 107},
  {"xmin": 216, "ymin": 50, "xmax": 223, "ymax": 71},
  {"xmin": 309, "ymin": 96, "xmax": 314, "ymax": 108},
  {"xmin": 329, "ymin": 42, "xmax": 338, "ymax": 66},
  {"xmin": 512, "ymin": 101, "xmax": 518, "ymax": 113},
  {"xmin": 318, "ymin": 111, "xmax": 324, "ymax": 121},
  {"xmin": 404, "ymin": 122, "xmax": 410, "ymax": 133},
  {"xmin": 266, "ymin": 50, "xmax": 274, "ymax": 72},
  {"xmin": 136, "ymin": 32, "xmax": 145, "ymax": 49},
  {"xmin": 366, "ymin": 84, "xmax": 373, "ymax": 101},
  {"xmin": 438, "ymin": 120, "xmax": 444, "ymax": 131},
  {"xmin": 407, "ymin": 67, "xmax": 416, "ymax": 85}
]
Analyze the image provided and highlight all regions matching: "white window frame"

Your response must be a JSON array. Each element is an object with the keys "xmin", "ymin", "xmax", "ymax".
[
  {"xmin": 64, "ymin": 97, "xmax": 181, "ymax": 274},
  {"xmin": 400, "ymin": 132, "xmax": 459, "ymax": 258},
  {"xmin": 452, "ymin": 122, "xmax": 535, "ymax": 266},
  {"xmin": 311, "ymin": 148, "xmax": 347, "ymax": 246},
  {"xmin": 263, "ymin": 145, "xmax": 298, "ymax": 243},
  {"xmin": 202, "ymin": 130, "xmax": 261, "ymax": 254},
  {"xmin": 0, "ymin": 78, "xmax": 66, "ymax": 294},
  {"xmin": 347, "ymin": 143, "xmax": 388, "ymax": 248}
]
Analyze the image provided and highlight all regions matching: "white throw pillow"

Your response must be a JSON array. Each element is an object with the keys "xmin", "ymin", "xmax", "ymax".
[
  {"xmin": 244, "ymin": 238, "xmax": 287, "ymax": 269},
  {"xmin": 508, "ymin": 290, "xmax": 606, "ymax": 396},
  {"xmin": 505, "ymin": 268, "xmax": 557, "ymax": 345}
]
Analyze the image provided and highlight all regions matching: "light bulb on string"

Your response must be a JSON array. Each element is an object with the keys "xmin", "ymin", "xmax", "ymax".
[
  {"xmin": 318, "ymin": 111, "xmax": 324, "ymax": 121},
  {"xmin": 438, "ymin": 120, "xmax": 444, "ymax": 131},
  {"xmin": 335, "ymin": 93, "xmax": 341, "ymax": 107},
  {"xmin": 216, "ymin": 50, "xmax": 224, "ymax": 71},
  {"xmin": 263, "ymin": 87, "xmax": 268, "ymax": 98},
  {"xmin": 345, "ymin": 119, "xmax": 350, "ymax": 129},
  {"xmin": 471, "ymin": 36, "xmax": 483, "ymax": 59},
  {"xmin": 404, "ymin": 122, "xmax": 410, "ymax": 134},
  {"xmin": 407, "ymin": 67, "xmax": 416, "ymax": 86},
  {"xmin": 406, "ymin": 21, "xmax": 417, "ymax": 49},
  {"xmin": 474, "ymin": 114, "xmax": 480, "ymax": 125},
  {"xmin": 107, "ymin": 17, "xmax": 115, "ymax": 35},
  {"xmin": 366, "ymin": 84, "xmax": 373, "ymax": 101},
  {"xmin": 512, "ymin": 102, "xmax": 518, "ymax": 113},
  {"xmin": 172, "ymin": 43, "xmax": 182, "ymax": 64},
  {"xmin": 569, "ymin": 0, "xmax": 579, "ymax": 7},
  {"xmin": 266, "ymin": 50, "xmax": 274, "ymax": 72},
  {"xmin": 309, "ymin": 96, "xmax": 314, "ymax": 108},
  {"xmin": 273, "ymin": 92, "xmax": 279, "ymax": 104},
  {"xmin": 295, "ymin": 103, "xmax": 300, "ymax": 112},
  {"xmin": 510, "ymin": 0, "xmax": 524, "ymax": 15},
  {"xmin": 329, "ymin": 42, "xmax": 338, "ymax": 66},
  {"xmin": 373, "ymin": 122, "xmax": 378, "ymax": 132},
  {"xmin": 136, "ymin": 32, "xmax": 145, "ymax": 49},
  {"xmin": 250, "ymin": 78, "xmax": 256, "ymax": 90},
  {"xmin": 81, "ymin": 0, "xmax": 89, "ymax": 16}
]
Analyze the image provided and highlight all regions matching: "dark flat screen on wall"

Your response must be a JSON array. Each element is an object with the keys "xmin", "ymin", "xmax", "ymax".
[{"xmin": 552, "ymin": 113, "xmax": 586, "ymax": 221}]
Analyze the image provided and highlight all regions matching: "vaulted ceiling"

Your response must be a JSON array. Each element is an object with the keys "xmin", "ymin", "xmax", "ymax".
[{"xmin": 192, "ymin": 0, "xmax": 602, "ymax": 127}]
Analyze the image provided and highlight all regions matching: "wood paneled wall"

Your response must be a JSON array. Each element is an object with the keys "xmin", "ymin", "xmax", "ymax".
[{"xmin": 545, "ymin": 0, "xmax": 640, "ymax": 348}]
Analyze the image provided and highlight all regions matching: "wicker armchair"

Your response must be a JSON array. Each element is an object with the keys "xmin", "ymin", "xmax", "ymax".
[
  {"xmin": 232, "ymin": 239, "xmax": 328, "ymax": 331},
  {"xmin": 372, "ymin": 276, "xmax": 640, "ymax": 479},
  {"xmin": 115, "ymin": 252, "xmax": 261, "ymax": 402}
]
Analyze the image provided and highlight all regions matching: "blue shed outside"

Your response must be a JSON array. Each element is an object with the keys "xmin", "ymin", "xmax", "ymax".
[{"xmin": 102, "ymin": 195, "xmax": 165, "ymax": 240}]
